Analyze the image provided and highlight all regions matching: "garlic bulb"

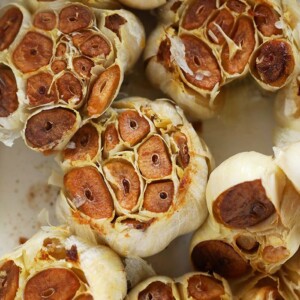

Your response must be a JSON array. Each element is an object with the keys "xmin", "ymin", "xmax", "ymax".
[
  {"xmin": 0, "ymin": 226, "xmax": 127, "ymax": 300},
  {"xmin": 126, "ymin": 272, "xmax": 232, "ymax": 300},
  {"xmin": 0, "ymin": 0, "xmax": 145, "ymax": 148},
  {"xmin": 145, "ymin": 0, "xmax": 298, "ymax": 120},
  {"xmin": 56, "ymin": 97, "xmax": 211, "ymax": 257},
  {"xmin": 191, "ymin": 151, "xmax": 300, "ymax": 277}
]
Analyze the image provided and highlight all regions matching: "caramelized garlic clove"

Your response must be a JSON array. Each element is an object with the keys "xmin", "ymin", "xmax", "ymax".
[
  {"xmin": 137, "ymin": 135, "xmax": 172, "ymax": 180},
  {"xmin": 58, "ymin": 4, "xmax": 93, "ymax": 34},
  {"xmin": 254, "ymin": 4, "xmax": 283, "ymax": 37},
  {"xmin": 221, "ymin": 16, "xmax": 256, "ymax": 75},
  {"xmin": 118, "ymin": 110, "xmax": 150, "ymax": 146},
  {"xmin": 79, "ymin": 34, "xmax": 111, "ymax": 58},
  {"xmin": 103, "ymin": 123, "xmax": 120, "ymax": 155},
  {"xmin": 181, "ymin": 0, "xmax": 216, "ymax": 30},
  {"xmin": 0, "ymin": 6, "xmax": 23, "ymax": 51},
  {"xmin": 225, "ymin": 0, "xmax": 247, "ymax": 14},
  {"xmin": 24, "ymin": 107, "xmax": 79, "ymax": 152},
  {"xmin": 51, "ymin": 60, "xmax": 67, "ymax": 74},
  {"xmin": 63, "ymin": 123, "xmax": 99, "ymax": 163},
  {"xmin": 0, "ymin": 260, "xmax": 20, "ymax": 300},
  {"xmin": 64, "ymin": 166, "xmax": 114, "ymax": 219},
  {"xmin": 191, "ymin": 240, "xmax": 250, "ymax": 279},
  {"xmin": 12, "ymin": 31, "xmax": 53, "ymax": 73},
  {"xmin": 33, "ymin": 10, "xmax": 57, "ymax": 31},
  {"xmin": 24, "ymin": 268, "xmax": 80, "ymax": 300},
  {"xmin": 103, "ymin": 159, "xmax": 141, "ymax": 211},
  {"xmin": 0, "ymin": 65, "xmax": 18, "ymax": 118},
  {"xmin": 143, "ymin": 181, "xmax": 174, "ymax": 213},
  {"xmin": 213, "ymin": 179, "xmax": 276, "ymax": 229},
  {"xmin": 87, "ymin": 65, "xmax": 121, "ymax": 118},
  {"xmin": 26, "ymin": 72, "xmax": 58, "ymax": 107},
  {"xmin": 56, "ymin": 72, "xmax": 83, "ymax": 106},
  {"xmin": 251, "ymin": 39, "xmax": 295, "ymax": 89},
  {"xmin": 173, "ymin": 132, "xmax": 190, "ymax": 168},
  {"xmin": 73, "ymin": 57, "xmax": 94, "ymax": 78}
]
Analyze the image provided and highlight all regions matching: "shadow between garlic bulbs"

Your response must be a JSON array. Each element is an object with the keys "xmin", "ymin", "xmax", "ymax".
[{"xmin": 55, "ymin": 97, "xmax": 211, "ymax": 257}]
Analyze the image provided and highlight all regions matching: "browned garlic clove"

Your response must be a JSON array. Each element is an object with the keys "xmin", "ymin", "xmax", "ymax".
[
  {"xmin": 191, "ymin": 240, "xmax": 250, "ymax": 279},
  {"xmin": 103, "ymin": 123, "xmax": 120, "ymax": 154},
  {"xmin": 51, "ymin": 60, "xmax": 67, "ymax": 74},
  {"xmin": 254, "ymin": 4, "xmax": 282, "ymax": 37},
  {"xmin": 73, "ymin": 57, "xmax": 94, "ymax": 78},
  {"xmin": 87, "ymin": 65, "xmax": 121, "ymax": 117},
  {"xmin": 0, "ymin": 65, "xmax": 18, "ymax": 118},
  {"xmin": 103, "ymin": 159, "xmax": 141, "ymax": 211},
  {"xmin": 0, "ymin": 260, "xmax": 20, "ymax": 300},
  {"xmin": 63, "ymin": 123, "xmax": 99, "ymax": 162},
  {"xmin": 24, "ymin": 268, "xmax": 80, "ymax": 300},
  {"xmin": 26, "ymin": 72, "xmax": 58, "ymax": 106},
  {"xmin": 143, "ymin": 181, "xmax": 174, "ymax": 213},
  {"xmin": 33, "ymin": 10, "xmax": 57, "ymax": 31},
  {"xmin": 138, "ymin": 281, "xmax": 175, "ymax": 300},
  {"xmin": 64, "ymin": 166, "xmax": 114, "ymax": 219},
  {"xmin": 173, "ymin": 132, "xmax": 190, "ymax": 169},
  {"xmin": 137, "ymin": 135, "xmax": 172, "ymax": 179},
  {"xmin": 13, "ymin": 31, "xmax": 53, "ymax": 73},
  {"xmin": 58, "ymin": 4, "xmax": 93, "ymax": 34},
  {"xmin": 0, "ymin": 6, "xmax": 23, "ymax": 51},
  {"xmin": 24, "ymin": 107, "xmax": 78, "ymax": 151},
  {"xmin": 118, "ymin": 110, "xmax": 150, "ymax": 146}
]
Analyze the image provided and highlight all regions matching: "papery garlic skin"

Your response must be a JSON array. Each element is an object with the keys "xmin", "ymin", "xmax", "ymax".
[
  {"xmin": 56, "ymin": 97, "xmax": 211, "ymax": 257},
  {"xmin": 0, "ymin": 226, "xmax": 127, "ymax": 300}
]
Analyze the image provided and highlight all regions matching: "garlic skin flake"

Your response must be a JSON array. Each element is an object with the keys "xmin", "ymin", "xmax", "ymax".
[
  {"xmin": 56, "ymin": 97, "xmax": 211, "ymax": 257},
  {"xmin": 0, "ymin": 226, "xmax": 127, "ymax": 300}
]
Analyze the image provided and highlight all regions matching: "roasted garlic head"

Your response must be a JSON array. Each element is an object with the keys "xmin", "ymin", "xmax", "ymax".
[
  {"xmin": 191, "ymin": 151, "xmax": 300, "ymax": 279},
  {"xmin": 56, "ymin": 97, "xmax": 211, "ymax": 257},
  {"xmin": 0, "ymin": 226, "xmax": 127, "ymax": 300},
  {"xmin": 145, "ymin": 0, "xmax": 299, "ymax": 120},
  {"xmin": 0, "ymin": 0, "xmax": 145, "ymax": 149},
  {"xmin": 126, "ymin": 272, "xmax": 232, "ymax": 300}
]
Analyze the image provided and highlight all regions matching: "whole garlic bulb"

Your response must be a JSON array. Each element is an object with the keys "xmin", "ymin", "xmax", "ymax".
[
  {"xmin": 144, "ymin": 0, "xmax": 298, "ymax": 121},
  {"xmin": 191, "ymin": 151, "xmax": 300, "ymax": 277},
  {"xmin": 0, "ymin": 0, "xmax": 145, "ymax": 149},
  {"xmin": 56, "ymin": 97, "xmax": 211, "ymax": 257},
  {"xmin": 0, "ymin": 226, "xmax": 127, "ymax": 300}
]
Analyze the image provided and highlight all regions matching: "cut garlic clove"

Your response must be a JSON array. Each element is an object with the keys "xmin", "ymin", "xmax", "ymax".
[
  {"xmin": 142, "ymin": 180, "xmax": 174, "ymax": 213},
  {"xmin": 64, "ymin": 165, "xmax": 114, "ymax": 219},
  {"xmin": 62, "ymin": 122, "xmax": 100, "ymax": 164},
  {"xmin": 73, "ymin": 57, "xmax": 94, "ymax": 78},
  {"xmin": 250, "ymin": 39, "xmax": 296, "ymax": 90},
  {"xmin": 26, "ymin": 72, "xmax": 58, "ymax": 107},
  {"xmin": 190, "ymin": 218, "xmax": 251, "ymax": 279},
  {"xmin": 221, "ymin": 16, "xmax": 257, "ymax": 76},
  {"xmin": 0, "ymin": 65, "xmax": 19, "ymax": 117},
  {"xmin": 181, "ymin": 0, "xmax": 217, "ymax": 30},
  {"xmin": 103, "ymin": 159, "xmax": 141, "ymax": 212},
  {"xmin": 12, "ymin": 31, "xmax": 53, "ymax": 73},
  {"xmin": 176, "ymin": 272, "xmax": 232, "ymax": 300},
  {"xmin": 254, "ymin": 3, "xmax": 283, "ymax": 38},
  {"xmin": 58, "ymin": 4, "xmax": 93, "ymax": 34},
  {"xmin": 23, "ymin": 106, "xmax": 80, "ymax": 153},
  {"xmin": 0, "ymin": 6, "xmax": 23, "ymax": 51},
  {"xmin": 225, "ymin": 0, "xmax": 247, "ymax": 14},
  {"xmin": 137, "ymin": 135, "xmax": 172, "ymax": 180},
  {"xmin": 206, "ymin": 151, "xmax": 285, "ymax": 229},
  {"xmin": 127, "ymin": 276, "xmax": 181, "ymax": 300},
  {"xmin": 87, "ymin": 64, "xmax": 121, "ymax": 118},
  {"xmin": 33, "ymin": 10, "xmax": 57, "ymax": 31},
  {"xmin": 24, "ymin": 268, "xmax": 81, "ymax": 300},
  {"xmin": 0, "ymin": 260, "xmax": 20, "ymax": 299},
  {"xmin": 118, "ymin": 110, "xmax": 150, "ymax": 146},
  {"xmin": 103, "ymin": 123, "xmax": 120, "ymax": 156}
]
